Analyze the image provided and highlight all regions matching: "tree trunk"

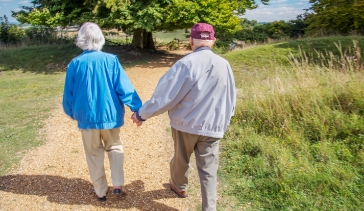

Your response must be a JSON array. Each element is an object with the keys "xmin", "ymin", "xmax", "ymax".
[
  {"xmin": 143, "ymin": 30, "xmax": 155, "ymax": 50},
  {"xmin": 131, "ymin": 28, "xmax": 156, "ymax": 51},
  {"xmin": 131, "ymin": 28, "xmax": 143, "ymax": 49}
]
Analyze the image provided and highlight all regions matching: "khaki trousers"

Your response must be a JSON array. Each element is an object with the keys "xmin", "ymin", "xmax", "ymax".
[
  {"xmin": 170, "ymin": 128, "xmax": 220, "ymax": 211},
  {"xmin": 81, "ymin": 128, "xmax": 124, "ymax": 198}
]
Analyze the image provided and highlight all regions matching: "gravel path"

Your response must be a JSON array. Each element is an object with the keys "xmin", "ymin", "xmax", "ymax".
[{"xmin": 0, "ymin": 51, "xmax": 202, "ymax": 210}]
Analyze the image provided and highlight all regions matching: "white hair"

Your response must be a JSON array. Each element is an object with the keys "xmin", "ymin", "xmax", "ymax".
[
  {"xmin": 75, "ymin": 22, "xmax": 105, "ymax": 51},
  {"xmin": 192, "ymin": 38, "xmax": 215, "ymax": 49}
]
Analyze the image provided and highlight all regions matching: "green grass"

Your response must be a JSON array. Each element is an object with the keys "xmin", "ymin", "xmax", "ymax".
[
  {"xmin": 218, "ymin": 36, "xmax": 364, "ymax": 210},
  {"xmin": 154, "ymin": 29, "xmax": 190, "ymax": 43},
  {"xmin": 0, "ymin": 71, "xmax": 65, "ymax": 175},
  {"xmin": 222, "ymin": 36, "xmax": 364, "ymax": 71},
  {"xmin": 0, "ymin": 44, "xmax": 81, "ymax": 175},
  {"xmin": 0, "ymin": 44, "xmax": 81, "ymax": 73}
]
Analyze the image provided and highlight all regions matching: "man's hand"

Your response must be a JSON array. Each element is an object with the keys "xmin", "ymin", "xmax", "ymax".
[{"xmin": 131, "ymin": 112, "xmax": 142, "ymax": 126}]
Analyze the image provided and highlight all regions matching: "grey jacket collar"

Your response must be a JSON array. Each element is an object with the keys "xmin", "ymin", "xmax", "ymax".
[
  {"xmin": 193, "ymin": 46, "xmax": 211, "ymax": 52},
  {"xmin": 184, "ymin": 46, "xmax": 211, "ymax": 56}
]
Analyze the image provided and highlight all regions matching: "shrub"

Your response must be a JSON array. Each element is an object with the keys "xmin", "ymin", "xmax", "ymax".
[{"xmin": 0, "ymin": 15, "xmax": 26, "ymax": 45}]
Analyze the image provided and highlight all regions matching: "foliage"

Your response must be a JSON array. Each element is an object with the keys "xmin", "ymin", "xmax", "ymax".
[
  {"xmin": 0, "ymin": 15, "xmax": 26, "ymax": 45},
  {"xmin": 288, "ymin": 14, "xmax": 307, "ymax": 38},
  {"xmin": 24, "ymin": 26, "xmax": 58, "ymax": 44},
  {"xmin": 218, "ymin": 38, "xmax": 364, "ymax": 210},
  {"xmin": 166, "ymin": 0, "xmax": 241, "ymax": 32},
  {"xmin": 13, "ymin": 0, "xmax": 99, "ymax": 27},
  {"xmin": 214, "ymin": 15, "xmax": 308, "ymax": 46},
  {"xmin": 15, "ymin": 8, "xmax": 62, "ymax": 27},
  {"xmin": 306, "ymin": 0, "xmax": 364, "ymax": 35},
  {"xmin": 12, "ymin": 0, "xmax": 271, "ymax": 49}
]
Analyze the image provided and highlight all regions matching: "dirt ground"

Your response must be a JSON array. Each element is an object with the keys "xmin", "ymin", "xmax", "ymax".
[{"xmin": 0, "ymin": 50, "xmax": 206, "ymax": 211}]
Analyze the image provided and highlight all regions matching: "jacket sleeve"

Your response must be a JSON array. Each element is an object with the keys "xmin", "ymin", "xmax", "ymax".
[
  {"xmin": 113, "ymin": 57, "xmax": 142, "ymax": 112},
  {"xmin": 228, "ymin": 63, "xmax": 237, "ymax": 117},
  {"xmin": 62, "ymin": 63, "xmax": 74, "ymax": 119},
  {"xmin": 138, "ymin": 61, "xmax": 193, "ymax": 120}
]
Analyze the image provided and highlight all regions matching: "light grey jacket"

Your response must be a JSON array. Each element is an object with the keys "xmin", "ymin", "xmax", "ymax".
[{"xmin": 137, "ymin": 47, "xmax": 236, "ymax": 138}]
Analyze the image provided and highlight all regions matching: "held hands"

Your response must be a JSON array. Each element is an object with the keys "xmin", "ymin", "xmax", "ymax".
[{"xmin": 131, "ymin": 112, "xmax": 143, "ymax": 126}]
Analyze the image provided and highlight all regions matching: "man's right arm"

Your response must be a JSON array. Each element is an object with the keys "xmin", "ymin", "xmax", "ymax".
[{"xmin": 137, "ymin": 61, "xmax": 193, "ymax": 121}]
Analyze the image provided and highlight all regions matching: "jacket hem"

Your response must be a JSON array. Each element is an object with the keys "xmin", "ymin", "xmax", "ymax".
[
  {"xmin": 170, "ymin": 122, "xmax": 224, "ymax": 139},
  {"xmin": 77, "ymin": 121, "xmax": 124, "ymax": 130}
]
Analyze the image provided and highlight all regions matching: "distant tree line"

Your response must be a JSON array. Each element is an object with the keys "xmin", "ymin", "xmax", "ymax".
[
  {"xmin": 215, "ymin": 15, "xmax": 307, "ymax": 47},
  {"xmin": 0, "ymin": 15, "xmax": 72, "ymax": 46}
]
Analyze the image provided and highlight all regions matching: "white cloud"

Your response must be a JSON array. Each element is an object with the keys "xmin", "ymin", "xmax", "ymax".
[
  {"xmin": 245, "ymin": 6, "xmax": 306, "ymax": 22},
  {"xmin": 0, "ymin": 0, "xmax": 13, "ymax": 2}
]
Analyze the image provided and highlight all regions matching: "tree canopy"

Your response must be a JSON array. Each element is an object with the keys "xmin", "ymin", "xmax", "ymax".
[
  {"xmin": 13, "ymin": 0, "xmax": 270, "ymax": 49},
  {"xmin": 306, "ymin": 0, "xmax": 364, "ymax": 35}
]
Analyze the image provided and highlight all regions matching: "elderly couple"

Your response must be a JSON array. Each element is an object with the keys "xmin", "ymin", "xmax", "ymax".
[{"xmin": 62, "ymin": 22, "xmax": 236, "ymax": 211}]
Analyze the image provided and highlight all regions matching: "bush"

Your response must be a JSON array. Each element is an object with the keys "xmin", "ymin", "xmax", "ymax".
[
  {"xmin": 214, "ymin": 31, "xmax": 234, "ymax": 50},
  {"xmin": 25, "ymin": 26, "xmax": 57, "ymax": 43},
  {"xmin": 234, "ymin": 29, "xmax": 268, "ymax": 43},
  {"xmin": 0, "ymin": 15, "xmax": 26, "ymax": 45}
]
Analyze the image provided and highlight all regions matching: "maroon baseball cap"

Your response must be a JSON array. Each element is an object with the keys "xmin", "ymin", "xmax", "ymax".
[{"xmin": 190, "ymin": 23, "xmax": 215, "ymax": 40}]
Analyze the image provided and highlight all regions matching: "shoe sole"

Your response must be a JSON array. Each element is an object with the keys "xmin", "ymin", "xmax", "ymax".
[{"xmin": 169, "ymin": 180, "xmax": 188, "ymax": 198}]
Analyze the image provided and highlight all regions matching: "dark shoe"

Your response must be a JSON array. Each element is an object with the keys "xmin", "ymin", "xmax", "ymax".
[
  {"xmin": 97, "ymin": 195, "xmax": 106, "ymax": 202},
  {"xmin": 113, "ymin": 189, "xmax": 121, "ymax": 194},
  {"xmin": 113, "ymin": 187, "xmax": 127, "ymax": 196},
  {"xmin": 169, "ymin": 179, "xmax": 188, "ymax": 198}
]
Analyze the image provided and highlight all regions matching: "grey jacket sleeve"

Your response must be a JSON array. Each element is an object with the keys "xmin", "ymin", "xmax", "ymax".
[
  {"xmin": 137, "ymin": 61, "xmax": 193, "ymax": 120},
  {"xmin": 229, "ymin": 63, "xmax": 237, "ymax": 117}
]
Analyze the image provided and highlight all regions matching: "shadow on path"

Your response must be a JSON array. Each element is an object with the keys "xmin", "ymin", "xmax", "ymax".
[{"xmin": 0, "ymin": 174, "xmax": 179, "ymax": 210}]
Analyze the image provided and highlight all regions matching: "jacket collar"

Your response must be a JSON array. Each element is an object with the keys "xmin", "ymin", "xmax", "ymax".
[
  {"xmin": 82, "ymin": 50, "xmax": 98, "ymax": 54},
  {"xmin": 193, "ymin": 46, "xmax": 211, "ymax": 52}
]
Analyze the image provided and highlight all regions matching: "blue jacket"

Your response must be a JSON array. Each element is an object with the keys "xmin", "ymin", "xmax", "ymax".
[{"xmin": 62, "ymin": 50, "xmax": 142, "ymax": 129}]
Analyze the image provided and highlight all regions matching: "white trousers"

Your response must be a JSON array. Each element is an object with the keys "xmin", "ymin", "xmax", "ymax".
[{"xmin": 81, "ymin": 128, "xmax": 124, "ymax": 197}]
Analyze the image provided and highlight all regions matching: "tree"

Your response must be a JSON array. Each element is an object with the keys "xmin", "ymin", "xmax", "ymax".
[
  {"xmin": 306, "ymin": 0, "xmax": 364, "ymax": 35},
  {"xmin": 0, "ymin": 15, "xmax": 26, "ymax": 44},
  {"xmin": 13, "ymin": 0, "xmax": 271, "ymax": 50},
  {"xmin": 13, "ymin": 0, "xmax": 102, "ymax": 28},
  {"xmin": 287, "ymin": 14, "xmax": 307, "ymax": 38},
  {"xmin": 267, "ymin": 21, "xmax": 290, "ymax": 39}
]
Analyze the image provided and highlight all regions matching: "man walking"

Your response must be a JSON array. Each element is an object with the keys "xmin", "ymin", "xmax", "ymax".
[{"xmin": 132, "ymin": 23, "xmax": 236, "ymax": 211}]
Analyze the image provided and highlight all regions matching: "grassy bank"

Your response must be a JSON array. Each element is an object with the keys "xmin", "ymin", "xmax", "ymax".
[
  {"xmin": 219, "ymin": 36, "xmax": 364, "ymax": 210},
  {"xmin": 0, "ymin": 44, "xmax": 80, "ymax": 175}
]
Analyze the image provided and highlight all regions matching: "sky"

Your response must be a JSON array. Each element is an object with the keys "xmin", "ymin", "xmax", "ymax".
[
  {"xmin": 0, "ymin": 0, "xmax": 32, "ymax": 23},
  {"xmin": 0, "ymin": 0, "xmax": 312, "ymax": 23},
  {"xmin": 244, "ymin": 0, "xmax": 311, "ymax": 22}
]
